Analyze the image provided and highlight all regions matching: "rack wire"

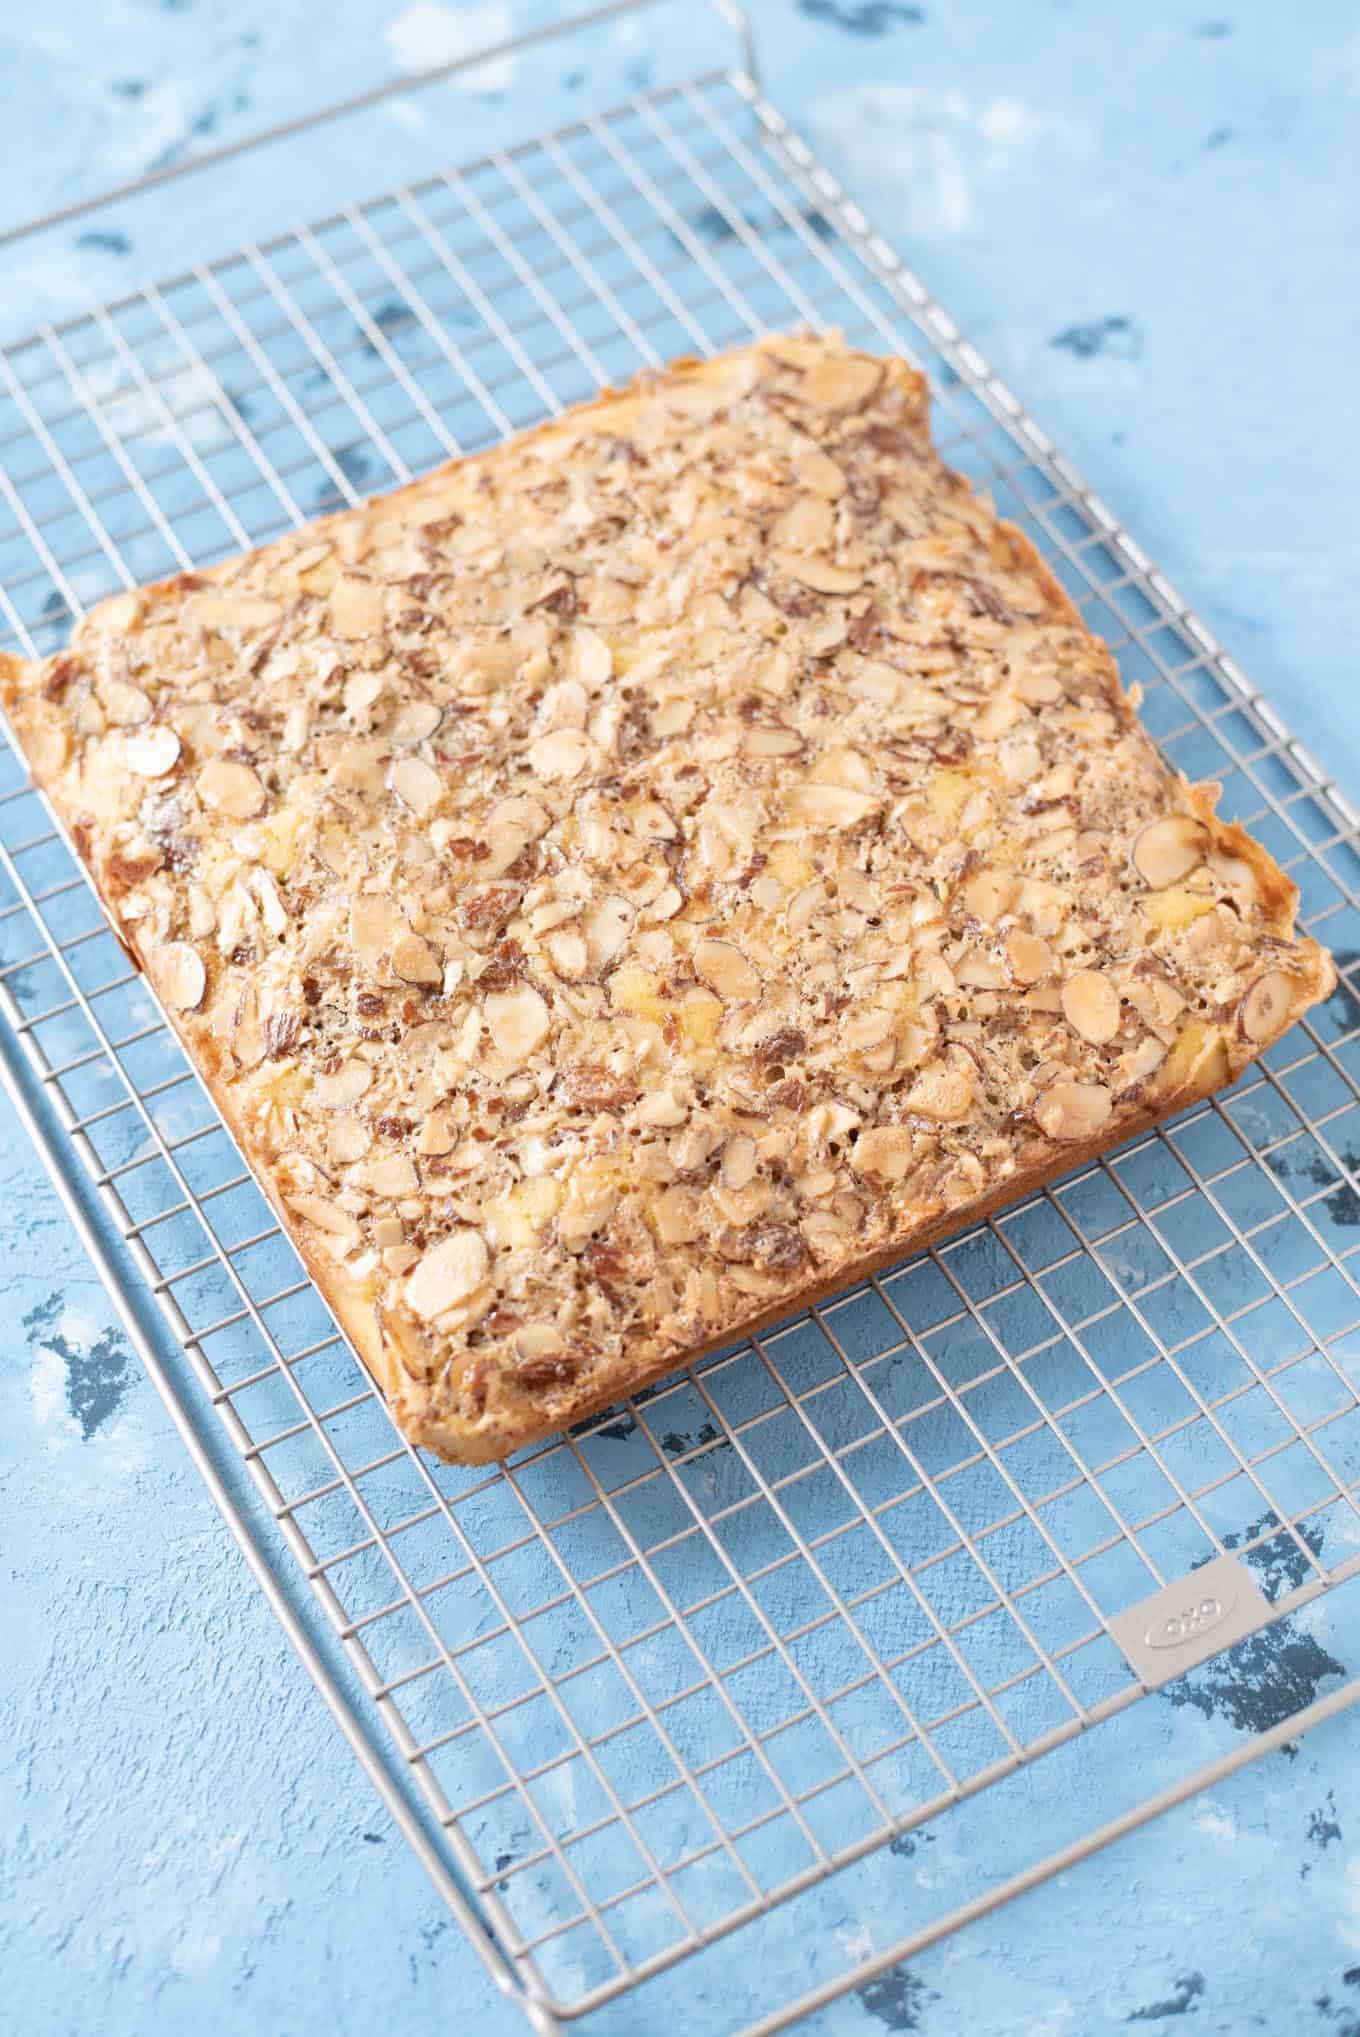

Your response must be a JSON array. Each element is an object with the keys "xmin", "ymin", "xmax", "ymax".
[{"xmin": 2, "ymin": 6, "xmax": 1360, "ymax": 2030}]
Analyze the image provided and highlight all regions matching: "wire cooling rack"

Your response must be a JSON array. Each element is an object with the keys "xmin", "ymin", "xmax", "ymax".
[{"xmin": 3, "ymin": 5, "xmax": 1360, "ymax": 2030}]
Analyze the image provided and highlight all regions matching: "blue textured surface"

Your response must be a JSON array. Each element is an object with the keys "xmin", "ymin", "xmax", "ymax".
[{"xmin": 3, "ymin": 4, "xmax": 1360, "ymax": 2034}]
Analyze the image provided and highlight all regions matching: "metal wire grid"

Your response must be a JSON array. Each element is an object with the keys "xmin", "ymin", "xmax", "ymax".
[{"xmin": 2, "ymin": 55, "xmax": 1360, "ymax": 2037}]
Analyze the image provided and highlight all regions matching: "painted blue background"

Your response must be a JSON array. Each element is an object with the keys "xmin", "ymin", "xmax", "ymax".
[{"xmin": 2, "ymin": 2, "xmax": 1359, "ymax": 2033}]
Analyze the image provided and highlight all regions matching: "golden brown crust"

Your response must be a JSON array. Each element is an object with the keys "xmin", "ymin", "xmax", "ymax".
[{"xmin": 0, "ymin": 335, "xmax": 1332, "ymax": 1464}]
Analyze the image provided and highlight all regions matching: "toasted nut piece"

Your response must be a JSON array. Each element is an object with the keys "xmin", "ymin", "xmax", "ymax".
[
  {"xmin": 799, "ymin": 354, "xmax": 882, "ymax": 410},
  {"xmin": 485, "ymin": 983, "xmax": 550, "ymax": 1059},
  {"xmin": 392, "ymin": 930, "xmax": 443, "ymax": 985},
  {"xmin": 344, "ymin": 671, "xmax": 384, "ymax": 717},
  {"xmin": 390, "ymin": 754, "xmax": 442, "ymax": 815},
  {"xmin": 785, "ymin": 782, "xmax": 879, "ymax": 828},
  {"xmin": 545, "ymin": 927, "xmax": 588, "ymax": 978},
  {"xmin": 149, "ymin": 941, "xmax": 206, "ymax": 1012},
  {"xmin": 529, "ymin": 728, "xmax": 593, "ymax": 780},
  {"xmin": 365, "ymin": 1153, "xmax": 420, "ymax": 1199},
  {"xmin": 190, "ymin": 591, "xmax": 283, "ymax": 631},
  {"xmin": 1240, "ymin": 969, "xmax": 1296, "ymax": 1044},
  {"xmin": 695, "ymin": 938, "xmax": 760, "ymax": 1001},
  {"xmin": 197, "ymin": 756, "xmax": 265, "ymax": 819},
  {"xmin": 1034, "ymin": 1078, "xmax": 1113, "ymax": 1142},
  {"xmin": 905, "ymin": 1048, "xmax": 976, "ymax": 1122},
  {"xmin": 350, "ymin": 894, "xmax": 401, "ymax": 967},
  {"xmin": 1131, "ymin": 815, "xmax": 1208, "ymax": 889},
  {"xmin": 102, "ymin": 679, "xmax": 152, "ymax": 726},
  {"xmin": 389, "ymin": 700, "xmax": 443, "ymax": 747},
  {"xmin": 721, "ymin": 1133, "xmax": 758, "ymax": 1191},
  {"xmin": 584, "ymin": 894, "xmax": 635, "ymax": 970},
  {"xmin": 331, "ymin": 575, "xmax": 385, "ymax": 638},
  {"xmin": 1013, "ymin": 670, "xmax": 1064, "ymax": 706},
  {"xmin": 1061, "ymin": 968, "xmax": 1121, "ymax": 1045},
  {"xmin": 516, "ymin": 1324, "xmax": 566, "ymax": 1364},
  {"xmin": 772, "ymin": 497, "xmax": 835, "ymax": 552},
  {"xmin": 959, "ymin": 867, "xmax": 1016, "ymax": 923},
  {"xmin": 286, "ymin": 1193, "xmax": 361, "ymax": 1247},
  {"xmin": 795, "ymin": 446, "xmax": 848, "ymax": 499},
  {"xmin": 778, "ymin": 554, "xmax": 864, "ymax": 596},
  {"xmin": 1005, "ymin": 928, "xmax": 1055, "ymax": 984},
  {"xmin": 311, "ymin": 1059, "xmax": 374, "ymax": 1109},
  {"xmin": 123, "ymin": 725, "xmax": 182, "ymax": 777},
  {"xmin": 851, "ymin": 1124, "xmax": 915, "ymax": 1182},
  {"xmin": 406, "ymin": 1228, "xmax": 489, "ymax": 1320},
  {"xmin": 327, "ymin": 1115, "xmax": 371, "ymax": 1163},
  {"xmin": 654, "ymin": 1184, "xmax": 701, "ymax": 1244}
]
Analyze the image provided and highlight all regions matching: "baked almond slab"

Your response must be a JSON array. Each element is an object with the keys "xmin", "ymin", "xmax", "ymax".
[{"xmin": 0, "ymin": 336, "xmax": 1332, "ymax": 1463}]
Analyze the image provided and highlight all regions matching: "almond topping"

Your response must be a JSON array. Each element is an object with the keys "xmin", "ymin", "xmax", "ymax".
[
  {"xmin": 584, "ymin": 894, "xmax": 635, "ymax": 970},
  {"xmin": 1131, "ymin": 816, "xmax": 1208, "ymax": 889},
  {"xmin": 1005, "ymin": 928, "xmax": 1055, "ymax": 984},
  {"xmin": 695, "ymin": 939, "xmax": 760, "ymax": 1001},
  {"xmin": 331, "ymin": 575, "xmax": 386, "ymax": 639},
  {"xmin": 392, "ymin": 930, "xmax": 443, "ymax": 986},
  {"xmin": 123, "ymin": 726, "xmax": 182, "ymax": 777},
  {"xmin": 785, "ymin": 782, "xmax": 880, "ymax": 829},
  {"xmin": 1034, "ymin": 1078, "xmax": 1113, "ymax": 1142},
  {"xmin": 149, "ymin": 941, "xmax": 206, "ymax": 1012},
  {"xmin": 389, "ymin": 754, "xmax": 442, "ymax": 815},
  {"xmin": 721, "ymin": 1133, "xmax": 758, "ymax": 1192},
  {"xmin": 655, "ymin": 1184, "xmax": 701, "ymax": 1244},
  {"xmin": 1061, "ymin": 968, "xmax": 1121, "ymax": 1045},
  {"xmin": 1240, "ymin": 969, "xmax": 1296, "ymax": 1045},
  {"xmin": 485, "ymin": 983, "xmax": 550, "ymax": 1059},
  {"xmin": 190, "ymin": 591, "xmax": 283, "ymax": 631},
  {"xmin": 851, "ymin": 1124, "xmax": 915, "ymax": 1183},
  {"xmin": 197, "ymin": 756, "xmax": 265, "ymax": 820},
  {"xmin": 406, "ymin": 1228, "xmax": 489, "ymax": 1320},
  {"xmin": 102, "ymin": 680, "xmax": 152, "ymax": 726},
  {"xmin": 545, "ymin": 927, "xmax": 589, "ymax": 978},
  {"xmin": 529, "ymin": 728, "xmax": 593, "ymax": 781},
  {"xmin": 799, "ymin": 354, "xmax": 882, "ymax": 410},
  {"xmin": 905, "ymin": 1047, "xmax": 976, "ymax": 1123},
  {"xmin": 959, "ymin": 866, "xmax": 1017, "ymax": 924},
  {"xmin": 286, "ymin": 1194, "xmax": 361, "ymax": 1247},
  {"xmin": 777, "ymin": 554, "xmax": 864, "ymax": 596},
  {"xmin": 390, "ymin": 700, "xmax": 443, "ymax": 747},
  {"xmin": 311, "ymin": 1059, "xmax": 374, "ymax": 1109}
]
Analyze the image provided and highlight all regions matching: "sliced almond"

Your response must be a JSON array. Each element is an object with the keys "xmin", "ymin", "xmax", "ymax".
[
  {"xmin": 390, "ymin": 700, "xmax": 443, "ymax": 747},
  {"xmin": 416, "ymin": 1107, "xmax": 456, "ymax": 1157},
  {"xmin": 190, "ymin": 590, "xmax": 283, "ymax": 631},
  {"xmin": 772, "ymin": 497, "xmax": 835, "ymax": 553},
  {"xmin": 799, "ymin": 354, "xmax": 881, "ymax": 410},
  {"xmin": 959, "ymin": 867, "xmax": 1016, "ymax": 924},
  {"xmin": 311, "ymin": 1059, "xmax": 374, "ymax": 1109},
  {"xmin": 331, "ymin": 575, "xmax": 386, "ymax": 639},
  {"xmin": 351, "ymin": 894, "xmax": 401, "ymax": 968},
  {"xmin": 529, "ymin": 728, "xmax": 594, "ymax": 781},
  {"xmin": 392, "ymin": 929, "xmax": 443, "ymax": 986},
  {"xmin": 544, "ymin": 927, "xmax": 588, "ymax": 978},
  {"xmin": 1013, "ymin": 670, "xmax": 1064, "ymax": 707},
  {"xmin": 343, "ymin": 671, "xmax": 384, "ymax": 718},
  {"xmin": 485, "ymin": 983, "xmax": 550, "ymax": 1059},
  {"xmin": 785, "ymin": 782, "xmax": 880, "ymax": 829},
  {"xmin": 1061, "ymin": 968, "xmax": 1121, "ymax": 1045},
  {"xmin": 583, "ymin": 894, "xmax": 635, "ymax": 970},
  {"xmin": 1131, "ymin": 815, "xmax": 1208, "ymax": 889},
  {"xmin": 1240, "ymin": 969, "xmax": 1296, "ymax": 1045},
  {"xmin": 149, "ymin": 941, "xmax": 206, "ymax": 1012},
  {"xmin": 654, "ymin": 1183, "xmax": 701, "ymax": 1245},
  {"xmin": 694, "ymin": 938, "xmax": 760, "ymax": 1002},
  {"xmin": 364, "ymin": 1153, "xmax": 420, "ymax": 1199},
  {"xmin": 123, "ymin": 725, "xmax": 182, "ymax": 777},
  {"xmin": 286, "ymin": 1194, "xmax": 361, "ymax": 1248},
  {"xmin": 102, "ymin": 679, "xmax": 151, "ymax": 726},
  {"xmin": 904, "ymin": 1048, "xmax": 976, "ymax": 1123},
  {"xmin": 1034, "ymin": 1078, "xmax": 1113, "ymax": 1142},
  {"xmin": 327, "ymin": 1115, "xmax": 372, "ymax": 1164},
  {"xmin": 1005, "ymin": 928, "xmax": 1055, "ymax": 984},
  {"xmin": 253, "ymin": 868, "xmax": 288, "ymax": 936},
  {"xmin": 389, "ymin": 754, "xmax": 442, "ymax": 816},
  {"xmin": 796, "ymin": 446, "xmax": 848, "ymax": 499},
  {"xmin": 721, "ymin": 1134, "xmax": 758, "ymax": 1192},
  {"xmin": 851, "ymin": 1124, "xmax": 915, "ymax": 1183},
  {"xmin": 197, "ymin": 756, "xmax": 266, "ymax": 820},
  {"xmin": 777, "ymin": 554, "xmax": 864, "ymax": 596},
  {"xmin": 405, "ymin": 1228, "xmax": 489, "ymax": 1320}
]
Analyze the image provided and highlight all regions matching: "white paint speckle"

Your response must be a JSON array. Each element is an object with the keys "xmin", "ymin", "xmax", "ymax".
[
  {"xmin": 384, "ymin": 2, "xmax": 516, "ymax": 96},
  {"xmin": 1194, "ymin": 1798, "xmax": 1237, "ymax": 1844},
  {"xmin": 809, "ymin": 85, "xmax": 1079, "ymax": 240}
]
